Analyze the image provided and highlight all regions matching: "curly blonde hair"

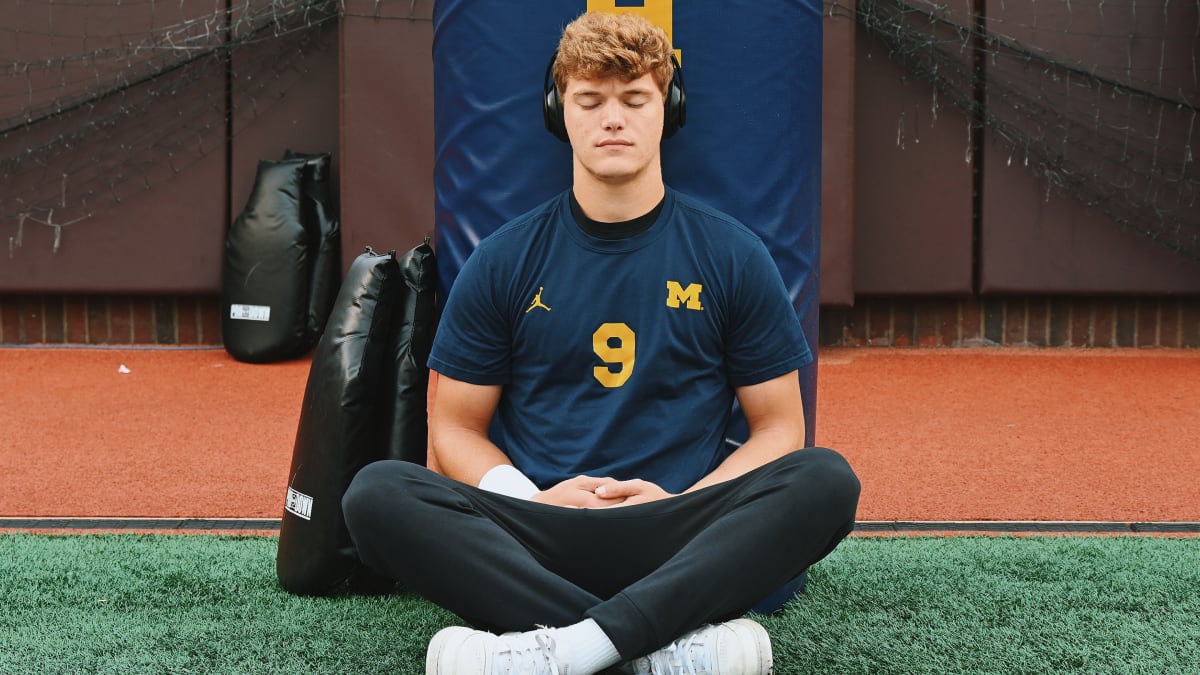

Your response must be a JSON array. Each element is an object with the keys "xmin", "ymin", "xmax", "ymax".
[{"xmin": 553, "ymin": 12, "xmax": 674, "ymax": 98}]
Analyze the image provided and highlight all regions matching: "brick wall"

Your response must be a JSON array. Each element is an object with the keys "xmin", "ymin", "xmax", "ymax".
[
  {"xmin": 820, "ymin": 297, "xmax": 1200, "ymax": 348},
  {"xmin": 0, "ymin": 295, "xmax": 222, "ymax": 346},
  {"xmin": 2, "ymin": 294, "xmax": 1197, "ymax": 348}
]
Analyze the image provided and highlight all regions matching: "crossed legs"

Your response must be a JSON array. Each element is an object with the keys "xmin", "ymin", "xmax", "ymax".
[{"xmin": 342, "ymin": 447, "xmax": 860, "ymax": 660}]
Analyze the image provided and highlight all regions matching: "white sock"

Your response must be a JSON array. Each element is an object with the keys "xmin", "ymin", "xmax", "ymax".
[{"xmin": 552, "ymin": 618, "xmax": 622, "ymax": 674}]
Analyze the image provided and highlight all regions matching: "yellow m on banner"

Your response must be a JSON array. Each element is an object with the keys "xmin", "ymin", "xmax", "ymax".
[{"xmin": 587, "ymin": 0, "xmax": 681, "ymax": 62}]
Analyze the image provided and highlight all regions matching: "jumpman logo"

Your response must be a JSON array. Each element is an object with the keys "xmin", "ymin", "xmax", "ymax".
[{"xmin": 525, "ymin": 286, "xmax": 552, "ymax": 313}]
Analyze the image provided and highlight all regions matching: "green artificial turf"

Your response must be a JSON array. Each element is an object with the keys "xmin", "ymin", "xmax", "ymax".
[{"xmin": 1, "ymin": 534, "xmax": 1197, "ymax": 673}]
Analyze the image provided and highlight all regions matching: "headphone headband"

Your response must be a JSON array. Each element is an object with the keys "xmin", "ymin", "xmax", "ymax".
[{"xmin": 543, "ymin": 52, "xmax": 687, "ymax": 143}]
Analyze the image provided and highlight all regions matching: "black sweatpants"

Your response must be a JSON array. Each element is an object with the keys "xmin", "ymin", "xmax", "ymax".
[{"xmin": 342, "ymin": 447, "xmax": 860, "ymax": 660}]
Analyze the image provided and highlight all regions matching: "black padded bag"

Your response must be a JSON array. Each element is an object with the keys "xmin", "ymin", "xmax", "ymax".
[
  {"xmin": 284, "ymin": 150, "xmax": 341, "ymax": 347},
  {"xmin": 382, "ymin": 239, "xmax": 438, "ymax": 464},
  {"xmin": 222, "ymin": 158, "xmax": 313, "ymax": 363},
  {"xmin": 276, "ymin": 247, "xmax": 400, "ymax": 595}
]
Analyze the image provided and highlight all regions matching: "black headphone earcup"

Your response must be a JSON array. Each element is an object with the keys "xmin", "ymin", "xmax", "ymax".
[
  {"xmin": 663, "ymin": 55, "xmax": 686, "ymax": 139},
  {"xmin": 663, "ymin": 80, "xmax": 686, "ymax": 139},
  {"xmin": 543, "ymin": 82, "xmax": 570, "ymax": 143}
]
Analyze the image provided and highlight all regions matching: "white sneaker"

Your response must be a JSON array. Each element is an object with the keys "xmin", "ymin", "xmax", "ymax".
[
  {"xmin": 426, "ymin": 625, "xmax": 571, "ymax": 675},
  {"xmin": 626, "ymin": 618, "xmax": 772, "ymax": 675}
]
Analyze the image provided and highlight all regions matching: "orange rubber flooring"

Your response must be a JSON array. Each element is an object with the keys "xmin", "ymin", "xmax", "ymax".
[{"xmin": 1, "ymin": 347, "xmax": 1197, "ymax": 523}]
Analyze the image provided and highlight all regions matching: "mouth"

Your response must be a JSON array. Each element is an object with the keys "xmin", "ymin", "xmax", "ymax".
[{"xmin": 597, "ymin": 139, "xmax": 632, "ymax": 148}]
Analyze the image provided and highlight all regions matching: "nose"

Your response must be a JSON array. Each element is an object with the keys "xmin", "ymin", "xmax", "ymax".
[{"xmin": 601, "ymin": 99, "xmax": 625, "ymax": 131}]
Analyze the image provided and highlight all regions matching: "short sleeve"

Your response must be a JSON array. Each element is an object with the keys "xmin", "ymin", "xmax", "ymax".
[
  {"xmin": 427, "ymin": 247, "xmax": 512, "ymax": 385},
  {"xmin": 723, "ymin": 242, "xmax": 813, "ymax": 386}
]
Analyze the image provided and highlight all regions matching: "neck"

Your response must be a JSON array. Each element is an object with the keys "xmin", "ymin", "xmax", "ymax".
[{"xmin": 571, "ymin": 160, "xmax": 665, "ymax": 223}]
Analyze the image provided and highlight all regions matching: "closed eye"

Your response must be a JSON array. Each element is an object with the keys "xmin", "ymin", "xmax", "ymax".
[{"xmin": 574, "ymin": 94, "xmax": 602, "ymax": 110}]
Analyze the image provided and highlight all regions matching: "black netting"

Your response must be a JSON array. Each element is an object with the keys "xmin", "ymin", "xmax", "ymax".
[
  {"xmin": 3, "ymin": 1, "xmax": 1196, "ymax": 260},
  {"xmin": 0, "ymin": 0, "xmax": 428, "ymax": 258},
  {"xmin": 847, "ymin": 0, "xmax": 1199, "ymax": 261}
]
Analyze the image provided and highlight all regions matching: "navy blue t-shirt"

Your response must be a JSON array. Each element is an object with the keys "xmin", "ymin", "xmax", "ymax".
[{"xmin": 428, "ymin": 188, "xmax": 811, "ymax": 493}]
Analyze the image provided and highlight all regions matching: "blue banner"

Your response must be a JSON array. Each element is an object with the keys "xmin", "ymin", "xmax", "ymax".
[{"xmin": 433, "ymin": 0, "xmax": 822, "ymax": 443}]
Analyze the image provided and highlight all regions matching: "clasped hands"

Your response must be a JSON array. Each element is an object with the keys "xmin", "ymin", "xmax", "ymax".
[{"xmin": 531, "ymin": 475, "xmax": 674, "ymax": 508}]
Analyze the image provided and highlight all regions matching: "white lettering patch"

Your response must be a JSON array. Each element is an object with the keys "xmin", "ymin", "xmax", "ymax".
[
  {"xmin": 285, "ymin": 487, "xmax": 314, "ymax": 521},
  {"xmin": 229, "ymin": 304, "xmax": 271, "ymax": 322}
]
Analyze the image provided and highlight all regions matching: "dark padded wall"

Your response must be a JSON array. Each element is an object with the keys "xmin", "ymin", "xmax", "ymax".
[
  {"xmin": 0, "ymin": 2, "xmax": 340, "ymax": 294},
  {"xmin": 337, "ymin": 1, "xmax": 436, "ymax": 263},
  {"xmin": 979, "ymin": 1, "xmax": 1200, "ymax": 293},
  {"xmin": 0, "ymin": 2, "xmax": 227, "ymax": 293},
  {"xmin": 853, "ymin": 18, "xmax": 975, "ymax": 297},
  {"xmin": 819, "ymin": 3, "xmax": 857, "ymax": 307}
]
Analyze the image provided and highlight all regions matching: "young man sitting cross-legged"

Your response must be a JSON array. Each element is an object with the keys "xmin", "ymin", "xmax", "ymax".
[{"xmin": 342, "ymin": 11, "xmax": 861, "ymax": 675}]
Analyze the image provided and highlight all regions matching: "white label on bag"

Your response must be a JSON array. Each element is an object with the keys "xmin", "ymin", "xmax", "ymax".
[
  {"xmin": 229, "ymin": 304, "xmax": 271, "ymax": 322},
  {"xmin": 285, "ymin": 487, "xmax": 314, "ymax": 520}
]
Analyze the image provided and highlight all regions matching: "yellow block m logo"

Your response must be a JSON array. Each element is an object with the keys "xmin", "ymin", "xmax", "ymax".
[
  {"xmin": 666, "ymin": 281, "xmax": 704, "ymax": 310},
  {"xmin": 588, "ymin": 0, "xmax": 674, "ymax": 43},
  {"xmin": 587, "ymin": 0, "xmax": 682, "ymax": 63}
]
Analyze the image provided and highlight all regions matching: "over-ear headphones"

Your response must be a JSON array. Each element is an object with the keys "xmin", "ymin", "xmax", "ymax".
[{"xmin": 542, "ymin": 51, "xmax": 686, "ymax": 143}]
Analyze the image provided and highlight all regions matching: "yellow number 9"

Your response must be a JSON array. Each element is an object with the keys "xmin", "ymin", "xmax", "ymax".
[{"xmin": 593, "ymin": 322, "xmax": 636, "ymax": 388}]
